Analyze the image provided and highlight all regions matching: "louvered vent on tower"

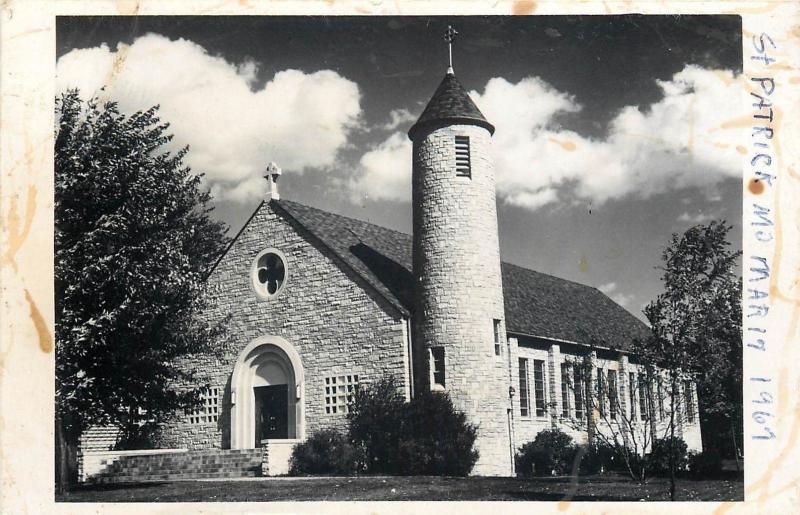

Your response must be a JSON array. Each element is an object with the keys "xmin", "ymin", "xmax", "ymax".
[{"xmin": 455, "ymin": 135, "xmax": 471, "ymax": 178}]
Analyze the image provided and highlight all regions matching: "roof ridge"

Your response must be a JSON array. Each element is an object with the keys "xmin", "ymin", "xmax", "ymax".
[
  {"xmin": 277, "ymin": 200, "xmax": 605, "ymax": 289},
  {"xmin": 277, "ymin": 199, "xmax": 412, "ymax": 238},
  {"xmin": 500, "ymin": 260, "xmax": 603, "ymax": 290}
]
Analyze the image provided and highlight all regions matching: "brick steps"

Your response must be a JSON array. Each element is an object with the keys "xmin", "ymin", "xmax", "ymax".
[{"xmin": 88, "ymin": 449, "xmax": 264, "ymax": 483}]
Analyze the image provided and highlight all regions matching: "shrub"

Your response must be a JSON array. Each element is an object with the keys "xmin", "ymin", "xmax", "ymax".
[
  {"xmin": 347, "ymin": 376, "xmax": 406, "ymax": 474},
  {"xmin": 289, "ymin": 428, "xmax": 362, "ymax": 476},
  {"xmin": 688, "ymin": 451, "xmax": 723, "ymax": 479},
  {"xmin": 347, "ymin": 376, "xmax": 479, "ymax": 476},
  {"xmin": 516, "ymin": 429, "xmax": 577, "ymax": 477},
  {"xmin": 397, "ymin": 391, "xmax": 479, "ymax": 476},
  {"xmin": 648, "ymin": 436, "xmax": 689, "ymax": 476},
  {"xmin": 577, "ymin": 440, "xmax": 617, "ymax": 475}
]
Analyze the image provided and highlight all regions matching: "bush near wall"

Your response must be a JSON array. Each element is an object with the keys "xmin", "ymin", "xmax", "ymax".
[
  {"xmin": 687, "ymin": 451, "xmax": 723, "ymax": 479},
  {"xmin": 289, "ymin": 428, "xmax": 363, "ymax": 476},
  {"xmin": 515, "ymin": 429, "xmax": 577, "ymax": 477},
  {"xmin": 289, "ymin": 377, "xmax": 480, "ymax": 477},
  {"xmin": 396, "ymin": 391, "xmax": 479, "ymax": 476},
  {"xmin": 647, "ymin": 437, "xmax": 689, "ymax": 476}
]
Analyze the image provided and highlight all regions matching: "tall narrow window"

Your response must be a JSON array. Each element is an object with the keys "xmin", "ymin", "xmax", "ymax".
[
  {"xmin": 454, "ymin": 135, "xmax": 471, "ymax": 178},
  {"xmin": 657, "ymin": 375, "xmax": 665, "ymax": 420},
  {"xmin": 493, "ymin": 319, "xmax": 502, "ymax": 356},
  {"xmin": 518, "ymin": 358, "xmax": 530, "ymax": 418},
  {"xmin": 639, "ymin": 375, "xmax": 649, "ymax": 421},
  {"xmin": 629, "ymin": 372, "xmax": 637, "ymax": 420},
  {"xmin": 574, "ymin": 364, "xmax": 585, "ymax": 419},
  {"xmin": 533, "ymin": 360, "xmax": 546, "ymax": 417},
  {"xmin": 608, "ymin": 370, "xmax": 618, "ymax": 420},
  {"xmin": 560, "ymin": 363, "xmax": 571, "ymax": 417},
  {"xmin": 596, "ymin": 368, "xmax": 605, "ymax": 417},
  {"xmin": 684, "ymin": 381, "xmax": 695, "ymax": 423},
  {"xmin": 430, "ymin": 347, "xmax": 445, "ymax": 388}
]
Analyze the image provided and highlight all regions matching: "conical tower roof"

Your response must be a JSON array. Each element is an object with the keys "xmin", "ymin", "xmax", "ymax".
[{"xmin": 407, "ymin": 72, "xmax": 495, "ymax": 140}]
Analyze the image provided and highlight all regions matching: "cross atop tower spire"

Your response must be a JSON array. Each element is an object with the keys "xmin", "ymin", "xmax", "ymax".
[{"xmin": 444, "ymin": 25, "xmax": 458, "ymax": 75}]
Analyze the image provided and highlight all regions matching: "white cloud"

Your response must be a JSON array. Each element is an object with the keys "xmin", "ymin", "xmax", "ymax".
[
  {"xmin": 56, "ymin": 33, "xmax": 362, "ymax": 203},
  {"xmin": 598, "ymin": 282, "xmax": 634, "ymax": 308},
  {"xmin": 349, "ymin": 65, "xmax": 743, "ymax": 209},
  {"xmin": 677, "ymin": 211, "xmax": 716, "ymax": 224},
  {"xmin": 611, "ymin": 292, "xmax": 635, "ymax": 309},
  {"xmin": 469, "ymin": 66, "xmax": 743, "ymax": 210},
  {"xmin": 598, "ymin": 282, "xmax": 617, "ymax": 294},
  {"xmin": 382, "ymin": 108, "xmax": 416, "ymax": 131},
  {"xmin": 349, "ymin": 132, "xmax": 412, "ymax": 202}
]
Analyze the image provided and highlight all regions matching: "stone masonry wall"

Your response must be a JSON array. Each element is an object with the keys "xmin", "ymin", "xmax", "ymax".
[
  {"xmin": 411, "ymin": 123, "xmax": 512, "ymax": 476},
  {"xmin": 156, "ymin": 201, "xmax": 408, "ymax": 450}
]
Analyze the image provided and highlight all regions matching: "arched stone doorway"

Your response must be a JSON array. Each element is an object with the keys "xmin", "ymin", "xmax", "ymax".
[{"xmin": 230, "ymin": 336, "xmax": 305, "ymax": 449}]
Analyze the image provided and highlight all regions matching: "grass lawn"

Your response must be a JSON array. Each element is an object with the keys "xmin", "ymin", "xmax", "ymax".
[{"xmin": 57, "ymin": 474, "xmax": 743, "ymax": 502}]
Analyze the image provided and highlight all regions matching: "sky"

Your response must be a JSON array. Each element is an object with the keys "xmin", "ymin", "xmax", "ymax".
[{"xmin": 56, "ymin": 15, "xmax": 743, "ymax": 322}]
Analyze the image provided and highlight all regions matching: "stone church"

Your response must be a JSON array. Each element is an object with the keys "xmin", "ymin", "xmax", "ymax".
[{"xmin": 81, "ymin": 64, "xmax": 701, "ymax": 480}]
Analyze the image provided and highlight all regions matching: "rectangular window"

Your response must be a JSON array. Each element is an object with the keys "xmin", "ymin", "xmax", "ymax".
[
  {"xmin": 574, "ymin": 364, "xmax": 585, "ymax": 419},
  {"xmin": 639, "ymin": 375, "xmax": 649, "ymax": 421},
  {"xmin": 657, "ymin": 375, "xmax": 665, "ymax": 420},
  {"xmin": 430, "ymin": 347, "xmax": 445, "ymax": 388},
  {"xmin": 608, "ymin": 370, "xmax": 618, "ymax": 420},
  {"xmin": 324, "ymin": 374, "xmax": 360, "ymax": 414},
  {"xmin": 534, "ymin": 359, "xmax": 546, "ymax": 417},
  {"xmin": 493, "ymin": 319, "xmax": 502, "ymax": 356},
  {"xmin": 684, "ymin": 381, "xmax": 695, "ymax": 423},
  {"xmin": 629, "ymin": 372, "xmax": 637, "ymax": 420},
  {"xmin": 560, "ymin": 363, "xmax": 571, "ymax": 417},
  {"xmin": 454, "ymin": 135, "xmax": 471, "ymax": 178},
  {"xmin": 518, "ymin": 358, "xmax": 530, "ymax": 418},
  {"xmin": 187, "ymin": 386, "xmax": 220, "ymax": 424},
  {"xmin": 596, "ymin": 368, "xmax": 605, "ymax": 417}
]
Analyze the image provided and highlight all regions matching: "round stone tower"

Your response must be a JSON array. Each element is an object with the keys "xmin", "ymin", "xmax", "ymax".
[{"xmin": 408, "ymin": 70, "xmax": 512, "ymax": 476}]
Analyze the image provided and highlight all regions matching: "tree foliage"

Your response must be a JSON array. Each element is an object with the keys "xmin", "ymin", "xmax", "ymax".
[
  {"xmin": 55, "ymin": 90, "xmax": 229, "ymax": 447},
  {"xmin": 347, "ymin": 375, "xmax": 479, "ymax": 476},
  {"xmin": 635, "ymin": 220, "xmax": 741, "ymax": 497}
]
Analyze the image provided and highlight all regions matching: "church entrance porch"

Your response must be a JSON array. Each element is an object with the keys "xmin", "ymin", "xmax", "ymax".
[{"xmin": 230, "ymin": 336, "xmax": 305, "ymax": 450}]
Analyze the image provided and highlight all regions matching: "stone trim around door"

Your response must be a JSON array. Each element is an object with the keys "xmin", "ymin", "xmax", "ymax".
[{"xmin": 230, "ymin": 335, "xmax": 306, "ymax": 449}]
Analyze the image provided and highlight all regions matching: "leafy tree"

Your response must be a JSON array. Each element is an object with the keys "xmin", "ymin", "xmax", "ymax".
[
  {"xmin": 561, "ymin": 356, "xmax": 656, "ymax": 481},
  {"xmin": 634, "ymin": 221, "xmax": 741, "ymax": 499},
  {"xmin": 54, "ymin": 91, "xmax": 229, "ymax": 490}
]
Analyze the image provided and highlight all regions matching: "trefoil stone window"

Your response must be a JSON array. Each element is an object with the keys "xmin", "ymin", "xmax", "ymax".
[{"xmin": 251, "ymin": 248, "xmax": 288, "ymax": 299}]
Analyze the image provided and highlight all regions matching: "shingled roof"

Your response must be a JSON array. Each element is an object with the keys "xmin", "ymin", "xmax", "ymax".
[
  {"xmin": 272, "ymin": 199, "xmax": 649, "ymax": 351},
  {"xmin": 408, "ymin": 72, "xmax": 495, "ymax": 140}
]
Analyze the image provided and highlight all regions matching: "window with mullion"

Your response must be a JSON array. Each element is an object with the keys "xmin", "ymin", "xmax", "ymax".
[
  {"xmin": 574, "ymin": 363, "xmax": 585, "ymax": 419},
  {"xmin": 533, "ymin": 359, "xmax": 546, "ymax": 417},
  {"xmin": 639, "ymin": 375, "xmax": 649, "ymax": 421},
  {"xmin": 560, "ymin": 363, "xmax": 571, "ymax": 417},
  {"xmin": 608, "ymin": 369, "xmax": 618, "ymax": 420},
  {"xmin": 518, "ymin": 358, "xmax": 531, "ymax": 418}
]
